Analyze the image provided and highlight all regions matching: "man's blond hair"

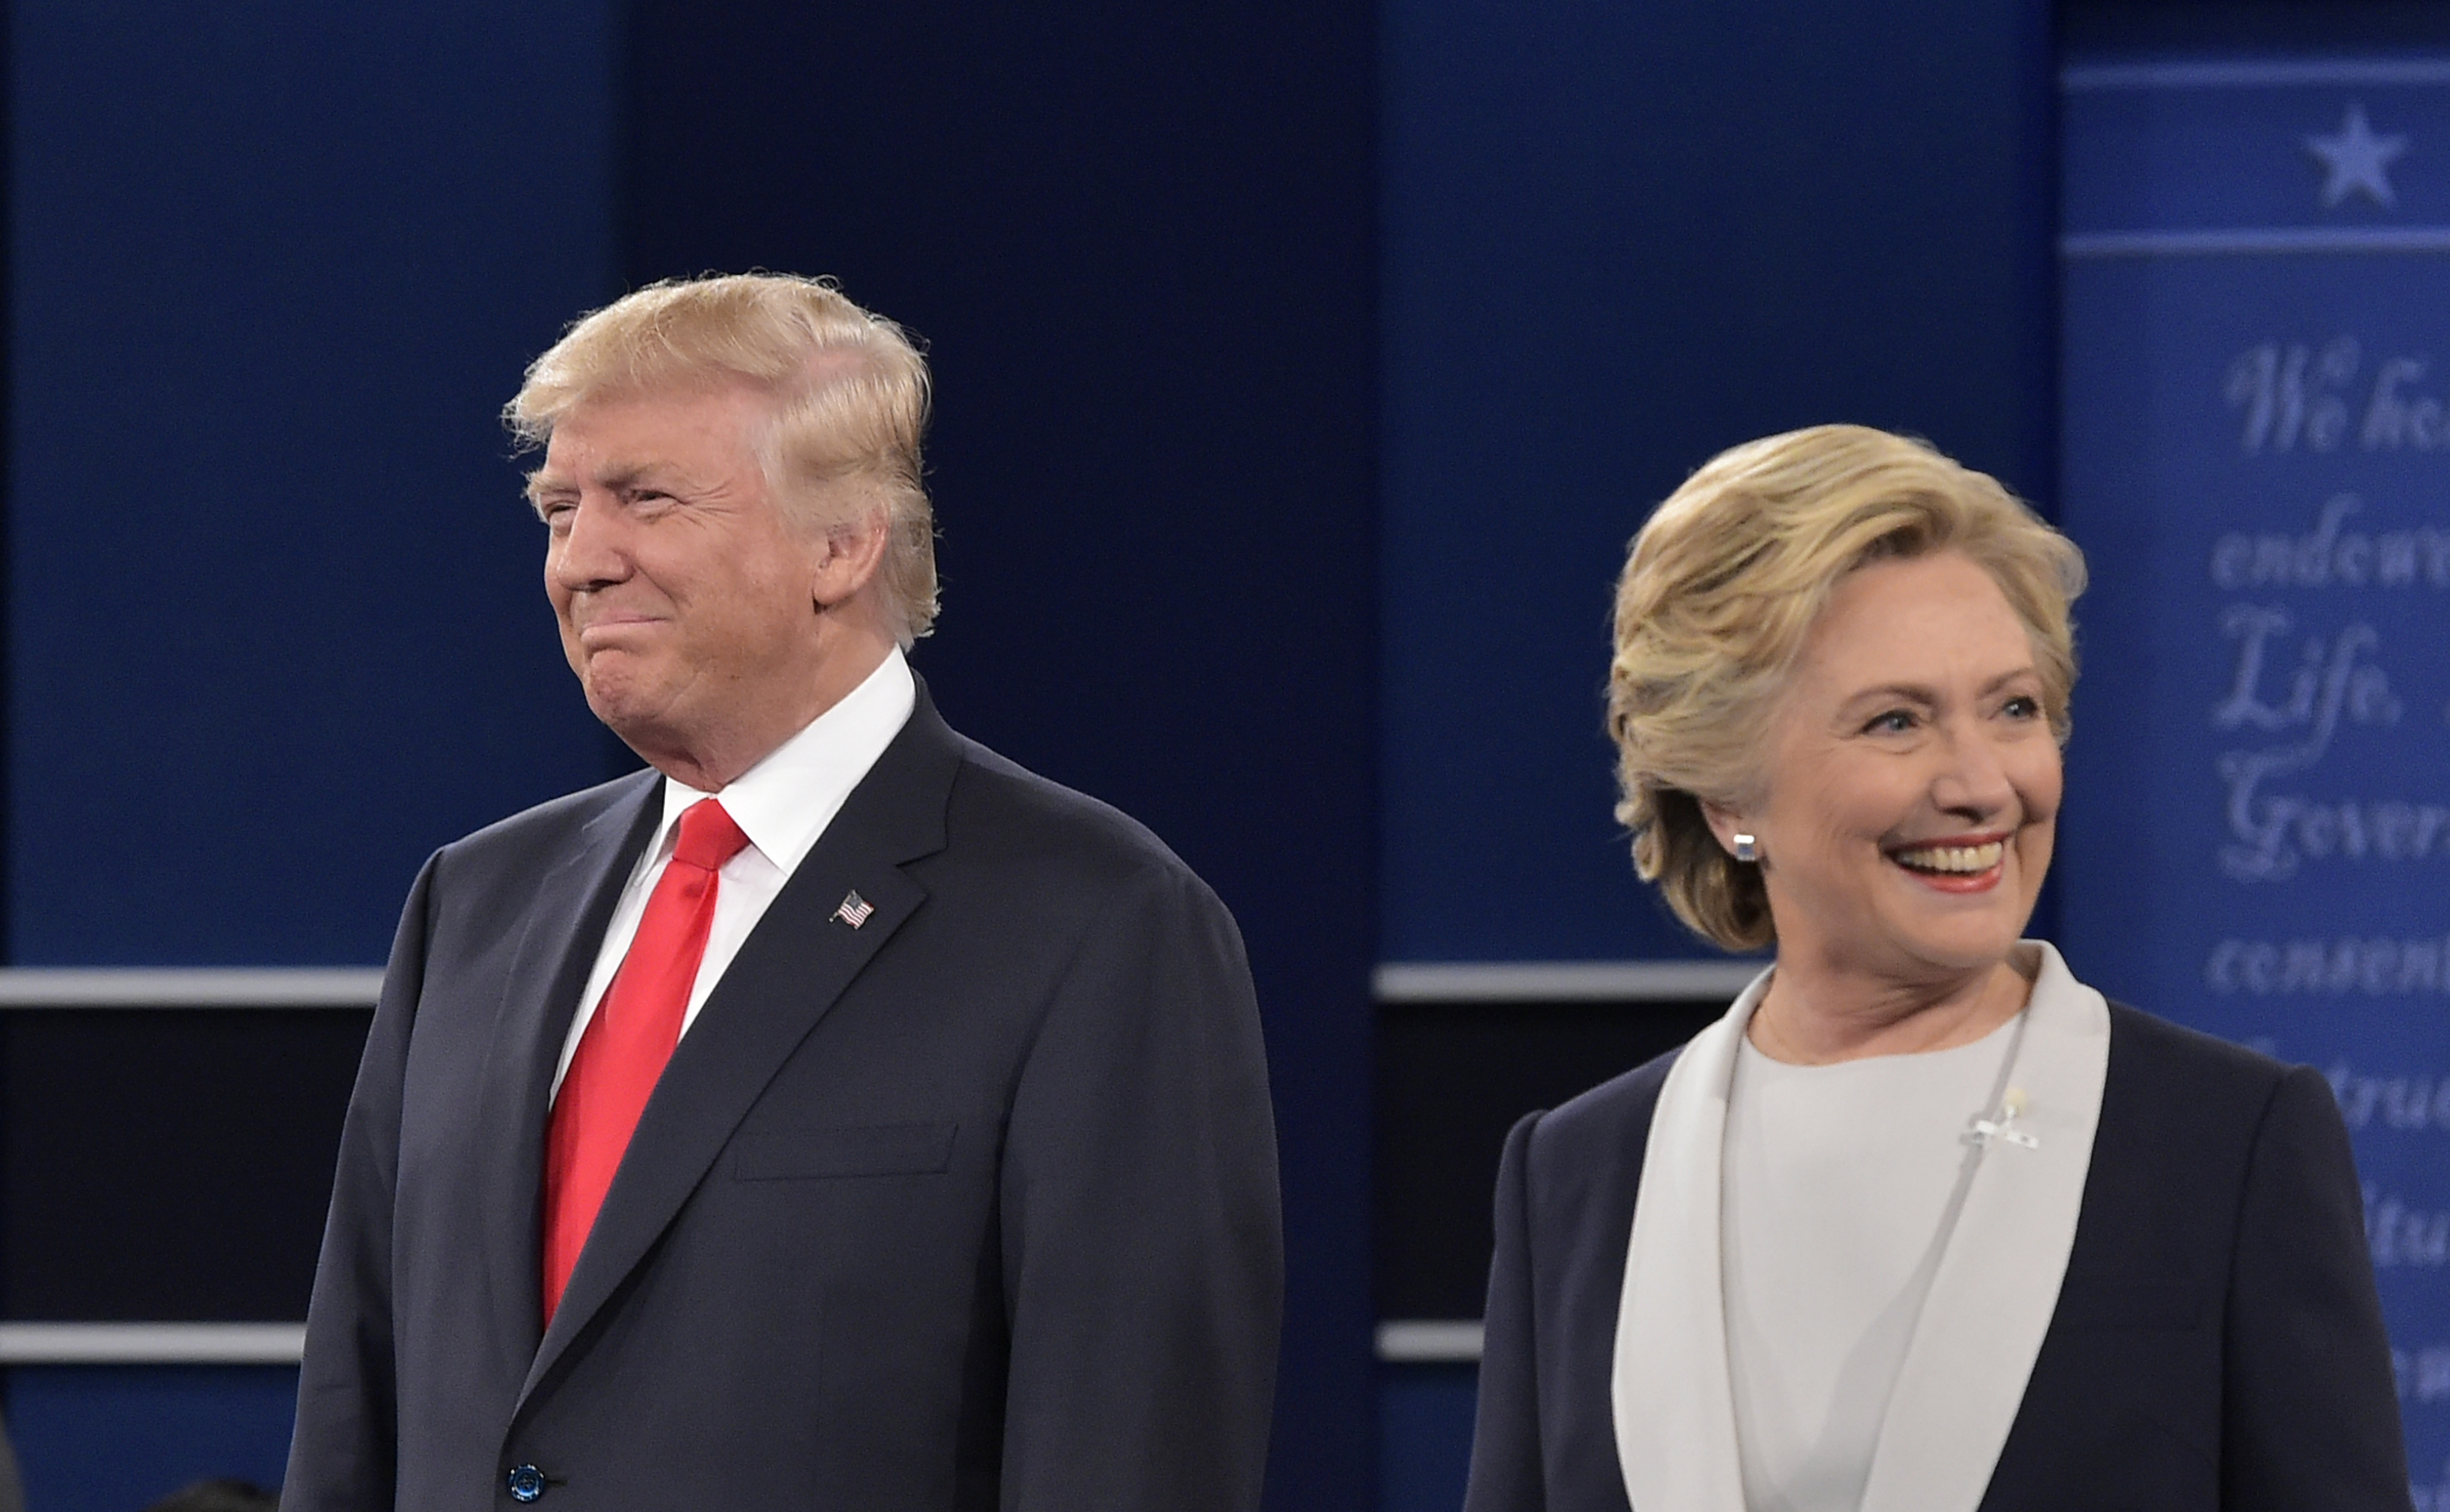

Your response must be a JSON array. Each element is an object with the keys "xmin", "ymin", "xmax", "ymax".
[{"xmin": 508, "ymin": 273, "xmax": 938, "ymax": 643}]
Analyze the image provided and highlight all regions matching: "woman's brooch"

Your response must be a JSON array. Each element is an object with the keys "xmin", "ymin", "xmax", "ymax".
[{"xmin": 1965, "ymin": 1087, "xmax": 2040, "ymax": 1150}]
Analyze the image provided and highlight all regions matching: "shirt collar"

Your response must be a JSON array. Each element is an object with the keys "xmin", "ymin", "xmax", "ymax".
[{"xmin": 652, "ymin": 646, "xmax": 918, "ymax": 876}]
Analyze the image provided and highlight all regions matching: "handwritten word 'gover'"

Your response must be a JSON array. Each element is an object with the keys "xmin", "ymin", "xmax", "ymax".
[
  {"xmin": 2211, "ymin": 494, "xmax": 2450, "ymax": 591},
  {"xmin": 2210, "ymin": 936, "xmax": 2450, "ymax": 996},
  {"xmin": 2227, "ymin": 337, "xmax": 2450, "ymax": 454}
]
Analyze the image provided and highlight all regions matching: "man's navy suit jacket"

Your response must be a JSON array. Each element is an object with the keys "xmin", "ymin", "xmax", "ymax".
[
  {"xmin": 284, "ymin": 689, "xmax": 1283, "ymax": 1511},
  {"xmin": 1463, "ymin": 1005, "xmax": 2410, "ymax": 1512}
]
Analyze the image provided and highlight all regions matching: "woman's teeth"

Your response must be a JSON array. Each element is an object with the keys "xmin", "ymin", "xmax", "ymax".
[{"xmin": 1892, "ymin": 841, "xmax": 2005, "ymax": 874}]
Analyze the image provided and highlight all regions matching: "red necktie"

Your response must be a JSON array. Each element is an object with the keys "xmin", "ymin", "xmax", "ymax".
[{"xmin": 541, "ymin": 799, "xmax": 751, "ymax": 1324}]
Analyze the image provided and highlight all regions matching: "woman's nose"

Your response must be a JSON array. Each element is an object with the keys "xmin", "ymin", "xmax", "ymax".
[{"xmin": 1930, "ymin": 722, "xmax": 2017, "ymax": 817}]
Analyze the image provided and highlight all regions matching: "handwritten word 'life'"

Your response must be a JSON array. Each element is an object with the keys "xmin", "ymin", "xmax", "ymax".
[
  {"xmin": 2211, "ymin": 494, "xmax": 2450, "ymax": 590},
  {"xmin": 2214, "ymin": 608, "xmax": 2400, "ymax": 738},
  {"xmin": 2227, "ymin": 338, "xmax": 2450, "ymax": 454}
]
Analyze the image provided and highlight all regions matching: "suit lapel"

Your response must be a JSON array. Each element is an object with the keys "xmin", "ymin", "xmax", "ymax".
[
  {"xmin": 1857, "ymin": 943, "xmax": 2109, "ymax": 1512},
  {"xmin": 519, "ymin": 693, "xmax": 962, "ymax": 1405},
  {"xmin": 471, "ymin": 772, "xmax": 665, "ymax": 1370},
  {"xmin": 1609, "ymin": 970, "xmax": 1767, "ymax": 1512}
]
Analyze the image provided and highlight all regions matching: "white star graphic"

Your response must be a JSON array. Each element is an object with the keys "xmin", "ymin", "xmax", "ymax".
[{"xmin": 2305, "ymin": 101, "xmax": 2409, "ymax": 209}]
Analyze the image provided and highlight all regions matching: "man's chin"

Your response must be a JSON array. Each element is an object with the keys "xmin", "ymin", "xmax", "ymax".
[{"xmin": 580, "ymin": 675, "xmax": 677, "ymax": 743}]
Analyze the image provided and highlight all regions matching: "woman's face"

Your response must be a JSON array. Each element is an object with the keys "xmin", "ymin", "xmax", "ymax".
[{"xmin": 1716, "ymin": 550, "xmax": 2062, "ymax": 985}]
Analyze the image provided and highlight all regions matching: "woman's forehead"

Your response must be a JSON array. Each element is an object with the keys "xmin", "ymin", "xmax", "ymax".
[{"xmin": 1793, "ymin": 555, "xmax": 2037, "ymax": 690}]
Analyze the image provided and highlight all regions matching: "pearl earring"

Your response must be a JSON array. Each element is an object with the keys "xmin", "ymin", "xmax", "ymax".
[{"xmin": 1732, "ymin": 833, "xmax": 1759, "ymax": 864}]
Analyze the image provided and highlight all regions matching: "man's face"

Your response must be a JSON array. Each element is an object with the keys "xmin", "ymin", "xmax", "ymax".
[{"xmin": 531, "ymin": 385, "xmax": 834, "ymax": 762}]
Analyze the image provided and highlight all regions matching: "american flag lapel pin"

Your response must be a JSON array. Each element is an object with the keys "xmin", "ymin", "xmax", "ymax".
[{"xmin": 831, "ymin": 890, "xmax": 875, "ymax": 929}]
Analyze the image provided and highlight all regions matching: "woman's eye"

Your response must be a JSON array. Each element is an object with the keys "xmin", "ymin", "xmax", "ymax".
[
  {"xmin": 1865, "ymin": 709, "xmax": 1916, "ymax": 734},
  {"xmin": 2001, "ymin": 695, "xmax": 2042, "ymax": 720}
]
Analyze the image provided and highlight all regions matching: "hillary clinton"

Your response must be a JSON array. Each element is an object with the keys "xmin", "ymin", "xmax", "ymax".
[{"xmin": 1461, "ymin": 426, "xmax": 2406, "ymax": 1511}]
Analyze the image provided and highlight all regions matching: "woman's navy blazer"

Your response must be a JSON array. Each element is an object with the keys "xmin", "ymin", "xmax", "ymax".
[{"xmin": 1463, "ymin": 1003, "xmax": 2410, "ymax": 1511}]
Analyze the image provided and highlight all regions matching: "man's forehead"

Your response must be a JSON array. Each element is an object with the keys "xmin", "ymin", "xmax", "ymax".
[{"xmin": 531, "ymin": 385, "xmax": 768, "ymax": 481}]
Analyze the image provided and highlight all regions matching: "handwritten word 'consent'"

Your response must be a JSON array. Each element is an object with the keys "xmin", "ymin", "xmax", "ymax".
[
  {"xmin": 2209, "ymin": 936, "xmax": 2450, "ymax": 996},
  {"xmin": 2211, "ymin": 495, "xmax": 2450, "ymax": 591}
]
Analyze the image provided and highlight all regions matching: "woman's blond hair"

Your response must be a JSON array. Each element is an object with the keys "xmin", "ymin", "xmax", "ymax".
[
  {"xmin": 507, "ymin": 273, "xmax": 938, "ymax": 644},
  {"xmin": 1608, "ymin": 424, "xmax": 2086, "ymax": 951}
]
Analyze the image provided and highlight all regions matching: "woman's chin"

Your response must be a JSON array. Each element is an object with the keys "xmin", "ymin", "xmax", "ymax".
[{"xmin": 1865, "ymin": 902, "xmax": 2032, "ymax": 980}]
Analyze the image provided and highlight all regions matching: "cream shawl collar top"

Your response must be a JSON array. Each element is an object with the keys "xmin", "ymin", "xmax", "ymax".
[{"xmin": 1609, "ymin": 941, "xmax": 2111, "ymax": 1512}]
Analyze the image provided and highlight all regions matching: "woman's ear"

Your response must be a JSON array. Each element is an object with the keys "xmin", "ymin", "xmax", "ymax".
[{"xmin": 1700, "ymin": 798, "xmax": 1754, "ymax": 860}]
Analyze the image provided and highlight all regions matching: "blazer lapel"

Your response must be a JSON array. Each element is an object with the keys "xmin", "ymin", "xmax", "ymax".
[
  {"xmin": 471, "ymin": 772, "xmax": 664, "ymax": 1370},
  {"xmin": 519, "ymin": 694, "xmax": 962, "ymax": 1405},
  {"xmin": 1856, "ymin": 942, "xmax": 2110, "ymax": 1512},
  {"xmin": 1610, "ymin": 969, "xmax": 1769, "ymax": 1512}
]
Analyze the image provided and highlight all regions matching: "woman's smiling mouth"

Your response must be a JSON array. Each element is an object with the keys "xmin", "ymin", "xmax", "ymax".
[{"xmin": 1887, "ymin": 836, "xmax": 2008, "ymax": 892}]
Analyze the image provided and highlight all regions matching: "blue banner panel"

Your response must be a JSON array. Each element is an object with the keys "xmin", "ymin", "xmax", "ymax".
[{"xmin": 2060, "ymin": 56, "xmax": 2450, "ymax": 1490}]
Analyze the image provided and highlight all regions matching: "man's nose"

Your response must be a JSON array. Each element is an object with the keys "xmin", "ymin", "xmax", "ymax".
[{"xmin": 549, "ymin": 498, "xmax": 630, "ymax": 590}]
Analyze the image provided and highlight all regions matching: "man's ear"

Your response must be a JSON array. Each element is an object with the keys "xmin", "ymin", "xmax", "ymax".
[{"xmin": 810, "ymin": 504, "xmax": 891, "ymax": 609}]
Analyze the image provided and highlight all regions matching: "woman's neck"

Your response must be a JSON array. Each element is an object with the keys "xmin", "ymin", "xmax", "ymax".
[{"xmin": 1747, "ymin": 950, "xmax": 2036, "ymax": 1066}]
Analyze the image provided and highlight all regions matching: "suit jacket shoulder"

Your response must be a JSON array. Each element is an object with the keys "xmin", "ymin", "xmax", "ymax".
[{"xmin": 940, "ymin": 732, "xmax": 1215, "ymax": 897}]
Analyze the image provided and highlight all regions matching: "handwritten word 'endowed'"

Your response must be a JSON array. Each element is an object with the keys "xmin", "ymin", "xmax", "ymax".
[{"xmin": 2210, "ymin": 495, "xmax": 2450, "ymax": 591}]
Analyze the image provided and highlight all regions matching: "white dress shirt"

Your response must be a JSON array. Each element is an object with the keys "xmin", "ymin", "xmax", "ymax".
[
  {"xmin": 549, "ymin": 648, "xmax": 917, "ymax": 1098},
  {"xmin": 1719, "ymin": 1015, "xmax": 2018, "ymax": 1512}
]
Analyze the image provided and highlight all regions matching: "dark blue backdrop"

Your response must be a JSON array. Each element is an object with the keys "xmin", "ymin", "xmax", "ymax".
[
  {"xmin": 1377, "ymin": 0, "xmax": 2057, "ymax": 966},
  {"xmin": 8, "ymin": 0, "xmax": 620, "ymax": 966}
]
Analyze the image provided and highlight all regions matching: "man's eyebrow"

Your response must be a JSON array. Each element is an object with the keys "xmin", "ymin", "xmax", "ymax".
[{"xmin": 525, "ymin": 464, "xmax": 657, "ymax": 506}]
